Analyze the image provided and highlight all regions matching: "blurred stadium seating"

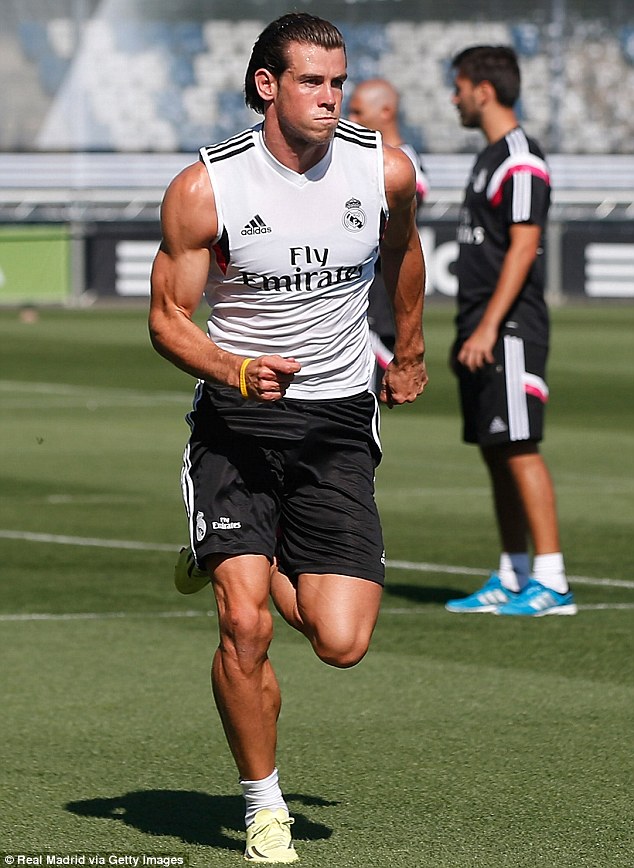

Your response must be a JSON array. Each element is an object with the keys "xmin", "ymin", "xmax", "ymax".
[
  {"xmin": 2, "ymin": 6, "xmax": 633, "ymax": 305},
  {"xmin": 10, "ymin": 14, "xmax": 634, "ymax": 155}
]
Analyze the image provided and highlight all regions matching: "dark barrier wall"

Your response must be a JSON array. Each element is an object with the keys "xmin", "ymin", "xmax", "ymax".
[
  {"xmin": 561, "ymin": 222, "xmax": 634, "ymax": 299},
  {"xmin": 82, "ymin": 220, "xmax": 634, "ymax": 301},
  {"xmin": 86, "ymin": 223, "xmax": 160, "ymax": 299}
]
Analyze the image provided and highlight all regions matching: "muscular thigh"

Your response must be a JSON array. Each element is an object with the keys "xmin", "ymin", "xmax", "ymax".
[{"xmin": 297, "ymin": 572, "xmax": 382, "ymax": 634}]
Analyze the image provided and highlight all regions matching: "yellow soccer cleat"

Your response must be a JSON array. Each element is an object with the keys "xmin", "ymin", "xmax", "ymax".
[
  {"xmin": 244, "ymin": 809, "xmax": 299, "ymax": 863},
  {"xmin": 173, "ymin": 546, "xmax": 210, "ymax": 595}
]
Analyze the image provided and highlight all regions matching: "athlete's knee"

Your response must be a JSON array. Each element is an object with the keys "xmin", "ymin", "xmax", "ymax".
[
  {"xmin": 311, "ymin": 630, "xmax": 372, "ymax": 669},
  {"xmin": 217, "ymin": 604, "xmax": 274, "ymax": 673}
]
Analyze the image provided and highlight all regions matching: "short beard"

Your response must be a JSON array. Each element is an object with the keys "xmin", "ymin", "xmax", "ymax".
[{"xmin": 460, "ymin": 112, "xmax": 480, "ymax": 129}]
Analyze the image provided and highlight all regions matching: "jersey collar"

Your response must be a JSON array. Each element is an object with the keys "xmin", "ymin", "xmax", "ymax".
[{"xmin": 255, "ymin": 123, "xmax": 333, "ymax": 187}]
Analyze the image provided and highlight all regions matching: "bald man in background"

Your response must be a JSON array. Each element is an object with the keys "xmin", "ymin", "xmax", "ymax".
[
  {"xmin": 349, "ymin": 79, "xmax": 429, "ymax": 203},
  {"xmin": 348, "ymin": 79, "xmax": 429, "ymax": 391}
]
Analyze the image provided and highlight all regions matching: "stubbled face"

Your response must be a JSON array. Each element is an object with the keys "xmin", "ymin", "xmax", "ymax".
[
  {"xmin": 270, "ymin": 42, "xmax": 347, "ymax": 147},
  {"xmin": 452, "ymin": 73, "xmax": 482, "ymax": 128}
]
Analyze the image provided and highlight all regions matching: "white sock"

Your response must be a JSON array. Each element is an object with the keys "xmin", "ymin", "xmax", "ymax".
[
  {"xmin": 240, "ymin": 767, "xmax": 288, "ymax": 827},
  {"xmin": 532, "ymin": 552, "xmax": 568, "ymax": 594},
  {"xmin": 498, "ymin": 552, "xmax": 530, "ymax": 592}
]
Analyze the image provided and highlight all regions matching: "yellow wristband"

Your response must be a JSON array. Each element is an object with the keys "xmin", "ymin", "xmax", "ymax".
[{"xmin": 239, "ymin": 358, "xmax": 253, "ymax": 399}]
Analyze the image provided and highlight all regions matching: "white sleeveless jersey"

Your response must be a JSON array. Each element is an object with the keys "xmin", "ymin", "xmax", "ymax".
[{"xmin": 199, "ymin": 120, "xmax": 388, "ymax": 400}]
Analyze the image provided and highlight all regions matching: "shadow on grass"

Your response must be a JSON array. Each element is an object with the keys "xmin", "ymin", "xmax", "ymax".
[
  {"xmin": 383, "ymin": 583, "xmax": 464, "ymax": 605},
  {"xmin": 65, "ymin": 790, "xmax": 337, "ymax": 852}
]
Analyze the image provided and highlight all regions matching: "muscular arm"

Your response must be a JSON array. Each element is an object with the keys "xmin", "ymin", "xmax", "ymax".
[
  {"xmin": 379, "ymin": 145, "xmax": 428, "ymax": 406},
  {"xmin": 457, "ymin": 222, "xmax": 542, "ymax": 372},
  {"xmin": 149, "ymin": 161, "xmax": 300, "ymax": 399}
]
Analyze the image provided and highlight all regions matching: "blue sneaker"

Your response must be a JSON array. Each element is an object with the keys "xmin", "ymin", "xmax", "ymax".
[
  {"xmin": 445, "ymin": 574, "xmax": 517, "ymax": 613},
  {"xmin": 496, "ymin": 579, "xmax": 577, "ymax": 616}
]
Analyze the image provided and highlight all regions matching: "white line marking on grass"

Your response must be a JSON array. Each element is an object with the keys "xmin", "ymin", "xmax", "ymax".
[
  {"xmin": 577, "ymin": 603, "xmax": 634, "ymax": 611},
  {"xmin": 45, "ymin": 495, "xmax": 147, "ymax": 505},
  {"xmin": 387, "ymin": 558, "xmax": 634, "ymax": 590},
  {"xmin": 0, "ymin": 380, "xmax": 191, "ymax": 405},
  {"xmin": 0, "ymin": 530, "xmax": 176, "ymax": 552},
  {"xmin": 0, "ymin": 610, "xmax": 214, "ymax": 622},
  {"xmin": 2, "ymin": 529, "xmax": 633, "ymax": 590},
  {"xmin": 555, "ymin": 576, "xmax": 634, "ymax": 590},
  {"xmin": 1, "ymin": 604, "xmax": 633, "ymax": 623},
  {"xmin": 388, "ymin": 559, "xmax": 484, "ymax": 576}
]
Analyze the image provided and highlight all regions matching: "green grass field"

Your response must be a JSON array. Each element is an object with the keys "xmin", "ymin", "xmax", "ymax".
[{"xmin": 1, "ymin": 303, "xmax": 633, "ymax": 867}]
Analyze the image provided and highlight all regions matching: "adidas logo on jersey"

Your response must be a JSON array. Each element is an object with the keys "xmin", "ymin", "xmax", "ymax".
[
  {"xmin": 488, "ymin": 416, "xmax": 508, "ymax": 434},
  {"xmin": 241, "ymin": 214, "xmax": 272, "ymax": 235}
]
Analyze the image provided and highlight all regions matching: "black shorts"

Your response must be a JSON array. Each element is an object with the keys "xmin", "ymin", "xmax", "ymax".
[
  {"xmin": 453, "ymin": 335, "xmax": 549, "ymax": 446},
  {"xmin": 181, "ymin": 383, "xmax": 385, "ymax": 585}
]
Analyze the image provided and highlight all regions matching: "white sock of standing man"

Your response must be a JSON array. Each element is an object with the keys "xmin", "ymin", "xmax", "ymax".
[
  {"xmin": 497, "ymin": 551, "xmax": 530, "ymax": 592},
  {"xmin": 532, "ymin": 552, "xmax": 568, "ymax": 595}
]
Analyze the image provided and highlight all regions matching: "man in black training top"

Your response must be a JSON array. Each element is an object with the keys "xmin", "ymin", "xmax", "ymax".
[{"xmin": 445, "ymin": 45, "xmax": 576, "ymax": 617}]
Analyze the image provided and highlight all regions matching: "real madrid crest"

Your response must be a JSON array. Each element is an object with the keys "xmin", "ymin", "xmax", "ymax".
[{"xmin": 342, "ymin": 197, "xmax": 366, "ymax": 232}]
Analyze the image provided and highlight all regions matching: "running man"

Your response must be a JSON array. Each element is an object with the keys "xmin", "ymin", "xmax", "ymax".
[{"xmin": 149, "ymin": 13, "xmax": 427, "ymax": 862}]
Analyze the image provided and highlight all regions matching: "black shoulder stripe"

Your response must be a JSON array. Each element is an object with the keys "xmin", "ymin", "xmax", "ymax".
[
  {"xmin": 204, "ymin": 130, "xmax": 252, "ymax": 155},
  {"xmin": 337, "ymin": 118, "xmax": 375, "ymax": 137},
  {"xmin": 203, "ymin": 141, "xmax": 255, "ymax": 164},
  {"xmin": 201, "ymin": 129, "xmax": 255, "ymax": 163},
  {"xmin": 334, "ymin": 129, "xmax": 377, "ymax": 149},
  {"xmin": 336, "ymin": 119, "xmax": 377, "ymax": 142}
]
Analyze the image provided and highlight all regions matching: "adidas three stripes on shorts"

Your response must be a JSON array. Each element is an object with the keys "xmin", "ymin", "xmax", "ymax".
[{"xmin": 453, "ymin": 334, "xmax": 549, "ymax": 446}]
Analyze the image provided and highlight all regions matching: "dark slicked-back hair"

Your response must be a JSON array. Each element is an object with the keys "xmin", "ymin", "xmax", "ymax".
[
  {"xmin": 244, "ymin": 13, "xmax": 346, "ymax": 114},
  {"xmin": 452, "ymin": 45, "xmax": 520, "ymax": 108}
]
